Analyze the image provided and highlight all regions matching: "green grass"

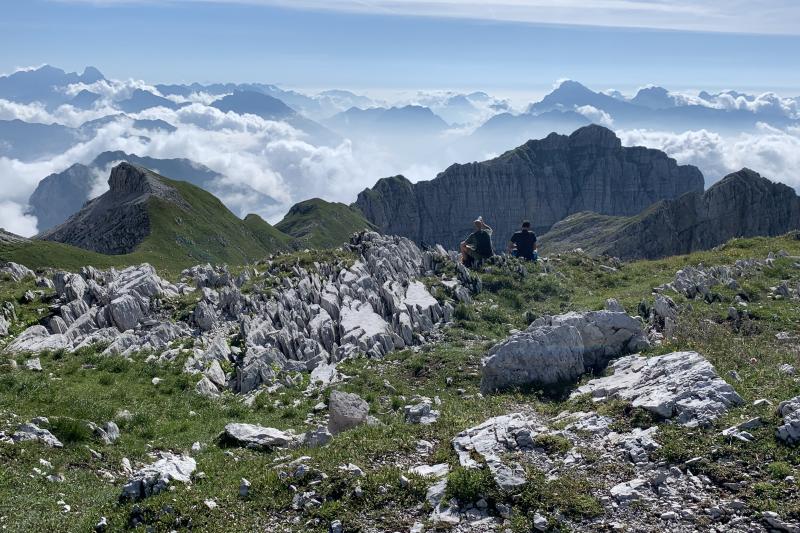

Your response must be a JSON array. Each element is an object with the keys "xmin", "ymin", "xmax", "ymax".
[
  {"xmin": 275, "ymin": 198, "xmax": 374, "ymax": 249},
  {"xmin": 1, "ymin": 233, "xmax": 800, "ymax": 531}
]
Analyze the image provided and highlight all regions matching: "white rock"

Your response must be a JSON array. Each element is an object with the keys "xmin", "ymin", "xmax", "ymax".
[
  {"xmin": 777, "ymin": 396, "xmax": 800, "ymax": 444},
  {"xmin": 409, "ymin": 463, "xmax": 449, "ymax": 478},
  {"xmin": 404, "ymin": 402, "xmax": 440, "ymax": 424},
  {"xmin": 12, "ymin": 423, "xmax": 63, "ymax": 448},
  {"xmin": 8, "ymin": 326, "xmax": 68, "ymax": 353},
  {"xmin": 574, "ymin": 351, "xmax": 743, "ymax": 427},
  {"xmin": 610, "ymin": 478, "xmax": 648, "ymax": 502},
  {"xmin": 303, "ymin": 425, "xmax": 333, "ymax": 448},
  {"xmin": 481, "ymin": 325, "xmax": 585, "ymax": 393},
  {"xmin": 328, "ymin": 390, "xmax": 369, "ymax": 435},
  {"xmin": 239, "ymin": 478, "xmax": 251, "ymax": 498},
  {"xmin": 219, "ymin": 423, "xmax": 297, "ymax": 450},
  {"xmin": 120, "ymin": 453, "xmax": 196, "ymax": 500},
  {"xmin": 530, "ymin": 310, "xmax": 649, "ymax": 369},
  {"xmin": 452, "ymin": 413, "xmax": 539, "ymax": 490},
  {"xmin": 25, "ymin": 358, "xmax": 43, "ymax": 371},
  {"xmin": 195, "ymin": 376, "xmax": 219, "ymax": 397},
  {"xmin": 604, "ymin": 298, "xmax": 625, "ymax": 313}
]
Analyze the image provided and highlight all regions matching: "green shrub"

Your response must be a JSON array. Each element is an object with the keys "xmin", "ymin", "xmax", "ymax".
[
  {"xmin": 445, "ymin": 466, "xmax": 497, "ymax": 503},
  {"xmin": 533, "ymin": 433, "xmax": 572, "ymax": 454},
  {"xmin": 768, "ymin": 461, "xmax": 792, "ymax": 480},
  {"xmin": 50, "ymin": 417, "xmax": 91, "ymax": 444},
  {"xmin": 453, "ymin": 302, "xmax": 475, "ymax": 321}
]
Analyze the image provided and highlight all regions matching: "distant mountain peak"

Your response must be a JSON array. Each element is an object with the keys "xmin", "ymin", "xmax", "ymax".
[
  {"xmin": 211, "ymin": 90, "xmax": 296, "ymax": 119},
  {"xmin": 81, "ymin": 66, "xmax": 105, "ymax": 83}
]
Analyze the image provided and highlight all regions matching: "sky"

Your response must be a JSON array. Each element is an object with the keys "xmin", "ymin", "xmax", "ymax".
[{"xmin": 2, "ymin": 0, "xmax": 799, "ymax": 96}]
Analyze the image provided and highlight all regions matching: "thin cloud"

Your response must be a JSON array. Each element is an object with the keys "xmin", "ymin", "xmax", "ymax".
[{"xmin": 51, "ymin": 0, "xmax": 800, "ymax": 35}]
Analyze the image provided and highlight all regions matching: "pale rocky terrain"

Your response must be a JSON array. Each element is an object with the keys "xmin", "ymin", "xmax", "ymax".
[{"xmin": 1, "ymin": 232, "xmax": 799, "ymax": 532}]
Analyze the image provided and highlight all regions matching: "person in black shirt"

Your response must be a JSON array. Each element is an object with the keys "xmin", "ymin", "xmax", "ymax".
[{"xmin": 508, "ymin": 220, "xmax": 537, "ymax": 261}]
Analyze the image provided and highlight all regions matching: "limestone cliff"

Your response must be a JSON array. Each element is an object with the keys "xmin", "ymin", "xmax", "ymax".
[
  {"xmin": 541, "ymin": 168, "xmax": 800, "ymax": 260},
  {"xmin": 354, "ymin": 125, "xmax": 703, "ymax": 249}
]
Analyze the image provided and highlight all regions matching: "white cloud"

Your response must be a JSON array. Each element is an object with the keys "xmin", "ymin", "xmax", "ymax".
[
  {"xmin": 575, "ymin": 105, "xmax": 614, "ymax": 127},
  {"xmin": 0, "ymin": 201, "xmax": 38, "ymax": 237},
  {"xmin": 0, "ymin": 98, "xmax": 120, "ymax": 127},
  {"xmin": 64, "ymin": 78, "xmax": 161, "ymax": 102},
  {"xmin": 0, "ymin": 101, "xmax": 405, "ymax": 231},
  {"xmin": 618, "ymin": 126, "xmax": 800, "ymax": 189},
  {"xmin": 53, "ymin": 0, "xmax": 800, "ymax": 35}
]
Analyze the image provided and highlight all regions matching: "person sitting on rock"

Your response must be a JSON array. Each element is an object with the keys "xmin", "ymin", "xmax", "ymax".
[
  {"xmin": 460, "ymin": 216, "xmax": 494, "ymax": 268},
  {"xmin": 507, "ymin": 220, "xmax": 538, "ymax": 261}
]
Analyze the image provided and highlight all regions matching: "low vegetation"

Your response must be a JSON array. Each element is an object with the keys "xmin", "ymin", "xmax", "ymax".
[{"xmin": 0, "ymin": 233, "xmax": 799, "ymax": 531}]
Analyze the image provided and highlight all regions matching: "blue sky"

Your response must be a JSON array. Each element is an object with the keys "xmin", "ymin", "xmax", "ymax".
[{"xmin": 2, "ymin": 0, "xmax": 799, "ymax": 95}]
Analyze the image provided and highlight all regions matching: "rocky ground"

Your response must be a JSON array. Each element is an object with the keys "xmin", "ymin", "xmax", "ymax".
[{"xmin": 0, "ymin": 232, "xmax": 799, "ymax": 532}]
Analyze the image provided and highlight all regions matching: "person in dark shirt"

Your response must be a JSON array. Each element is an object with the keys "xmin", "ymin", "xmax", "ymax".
[
  {"xmin": 460, "ymin": 216, "xmax": 494, "ymax": 267},
  {"xmin": 508, "ymin": 220, "xmax": 537, "ymax": 261}
]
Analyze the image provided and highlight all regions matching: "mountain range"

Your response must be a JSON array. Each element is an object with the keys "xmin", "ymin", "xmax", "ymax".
[{"xmin": 3, "ymin": 123, "xmax": 799, "ymax": 272}]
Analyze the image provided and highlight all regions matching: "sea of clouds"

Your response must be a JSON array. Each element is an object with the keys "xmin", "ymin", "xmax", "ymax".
[{"xmin": 0, "ymin": 76, "xmax": 799, "ymax": 237}]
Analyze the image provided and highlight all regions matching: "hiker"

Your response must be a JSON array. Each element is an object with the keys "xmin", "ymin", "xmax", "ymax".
[
  {"xmin": 507, "ymin": 220, "xmax": 538, "ymax": 261},
  {"xmin": 460, "ymin": 216, "xmax": 494, "ymax": 268}
]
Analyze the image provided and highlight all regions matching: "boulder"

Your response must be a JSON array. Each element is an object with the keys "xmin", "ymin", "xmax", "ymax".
[
  {"xmin": 205, "ymin": 360, "xmax": 227, "ymax": 388},
  {"xmin": 574, "ymin": 351, "xmax": 743, "ymax": 427},
  {"xmin": 108, "ymin": 293, "xmax": 147, "ymax": 332},
  {"xmin": 530, "ymin": 310, "xmax": 649, "ymax": 369},
  {"xmin": 12, "ymin": 423, "xmax": 63, "ymax": 448},
  {"xmin": 777, "ymin": 396, "xmax": 800, "ymax": 444},
  {"xmin": 0, "ymin": 315, "xmax": 8, "ymax": 337},
  {"xmin": 0, "ymin": 261, "xmax": 35, "ymax": 281},
  {"xmin": 195, "ymin": 377, "xmax": 220, "ymax": 398},
  {"xmin": 7, "ymin": 326, "xmax": 68, "ymax": 353},
  {"xmin": 219, "ymin": 423, "xmax": 297, "ymax": 450},
  {"xmin": 328, "ymin": 390, "xmax": 369, "ymax": 435},
  {"xmin": 481, "ymin": 325, "xmax": 585, "ymax": 393},
  {"xmin": 120, "ymin": 453, "xmax": 196, "ymax": 500},
  {"xmin": 193, "ymin": 300, "xmax": 217, "ymax": 331}
]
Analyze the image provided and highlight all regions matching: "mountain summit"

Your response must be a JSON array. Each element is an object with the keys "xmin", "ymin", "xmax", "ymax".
[
  {"xmin": 38, "ymin": 163, "xmax": 291, "ymax": 266},
  {"xmin": 40, "ymin": 163, "xmax": 189, "ymax": 255}
]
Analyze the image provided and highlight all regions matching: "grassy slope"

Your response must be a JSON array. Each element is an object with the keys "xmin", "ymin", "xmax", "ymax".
[
  {"xmin": 0, "ymin": 234, "xmax": 799, "ymax": 531},
  {"xmin": 0, "ymin": 177, "xmax": 294, "ymax": 275},
  {"xmin": 242, "ymin": 213, "xmax": 295, "ymax": 252},
  {"xmin": 275, "ymin": 198, "xmax": 374, "ymax": 249},
  {"xmin": 539, "ymin": 200, "xmax": 668, "ymax": 256}
]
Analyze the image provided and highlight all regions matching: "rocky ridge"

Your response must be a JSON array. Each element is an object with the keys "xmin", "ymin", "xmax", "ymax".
[
  {"xmin": 541, "ymin": 168, "xmax": 800, "ymax": 260},
  {"xmin": 354, "ymin": 125, "xmax": 703, "ymax": 248}
]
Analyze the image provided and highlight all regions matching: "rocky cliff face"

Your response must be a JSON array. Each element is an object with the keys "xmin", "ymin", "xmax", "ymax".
[
  {"xmin": 39, "ymin": 163, "xmax": 188, "ymax": 255},
  {"xmin": 354, "ymin": 125, "xmax": 703, "ymax": 249},
  {"xmin": 541, "ymin": 168, "xmax": 800, "ymax": 260}
]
